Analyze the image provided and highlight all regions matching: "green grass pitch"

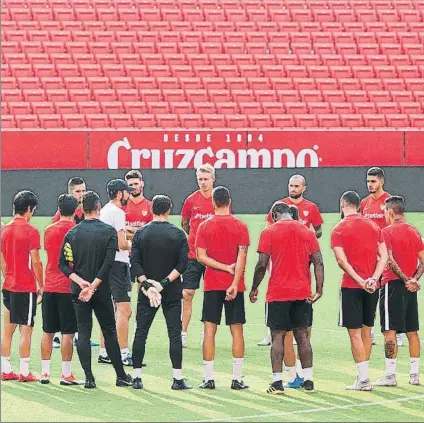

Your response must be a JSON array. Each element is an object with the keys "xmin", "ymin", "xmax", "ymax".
[{"xmin": 1, "ymin": 214, "xmax": 424, "ymax": 422}]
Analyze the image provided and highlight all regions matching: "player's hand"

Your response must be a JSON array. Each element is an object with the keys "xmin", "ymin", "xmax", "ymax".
[
  {"xmin": 361, "ymin": 278, "xmax": 376, "ymax": 293},
  {"xmin": 79, "ymin": 280, "xmax": 91, "ymax": 289},
  {"xmin": 37, "ymin": 287, "xmax": 44, "ymax": 304},
  {"xmin": 249, "ymin": 289, "xmax": 258, "ymax": 303},
  {"xmin": 226, "ymin": 263, "xmax": 236, "ymax": 275},
  {"xmin": 147, "ymin": 279, "xmax": 164, "ymax": 293},
  {"xmin": 307, "ymin": 291, "xmax": 322, "ymax": 304},
  {"xmin": 79, "ymin": 287, "xmax": 94, "ymax": 302},
  {"xmin": 405, "ymin": 278, "xmax": 420, "ymax": 292},
  {"xmin": 146, "ymin": 287, "xmax": 162, "ymax": 308},
  {"xmin": 225, "ymin": 284, "xmax": 238, "ymax": 301}
]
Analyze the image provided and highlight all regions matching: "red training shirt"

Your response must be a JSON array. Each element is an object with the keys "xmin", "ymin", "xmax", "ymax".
[
  {"xmin": 258, "ymin": 220, "xmax": 320, "ymax": 302},
  {"xmin": 182, "ymin": 190, "xmax": 215, "ymax": 260},
  {"xmin": 331, "ymin": 214, "xmax": 383, "ymax": 289},
  {"xmin": 53, "ymin": 207, "xmax": 84, "ymax": 225},
  {"xmin": 44, "ymin": 219, "xmax": 75, "ymax": 293},
  {"xmin": 266, "ymin": 197, "xmax": 323, "ymax": 229},
  {"xmin": 1, "ymin": 218, "xmax": 41, "ymax": 293},
  {"xmin": 382, "ymin": 221, "xmax": 424, "ymax": 286},
  {"xmin": 360, "ymin": 192, "xmax": 391, "ymax": 229},
  {"xmin": 123, "ymin": 197, "xmax": 153, "ymax": 228},
  {"xmin": 195, "ymin": 215, "xmax": 250, "ymax": 292}
]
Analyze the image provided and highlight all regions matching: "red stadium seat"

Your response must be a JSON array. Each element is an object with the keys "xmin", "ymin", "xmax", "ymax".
[
  {"xmin": 203, "ymin": 114, "xmax": 226, "ymax": 128},
  {"xmin": 9, "ymin": 102, "xmax": 32, "ymax": 115},
  {"xmin": 285, "ymin": 102, "xmax": 308, "ymax": 115},
  {"xmin": 193, "ymin": 102, "xmax": 217, "ymax": 114},
  {"xmin": 15, "ymin": 114, "xmax": 40, "ymax": 128},
  {"xmin": 409, "ymin": 114, "xmax": 424, "ymax": 127},
  {"xmin": 399, "ymin": 102, "xmax": 422, "ymax": 114},
  {"xmin": 78, "ymin": 102, "xmax": 102, "ymax": 115},
  {"xmin": 156, "ymin": 114, "xmax": 180, "ymax": 128},
  {"xmin": 55, "ymin": 102, "xmax": 78, "ymax": 115},
  {"xmin": 109, "ymin": 114, "xmax": 133, "ymax": 128},
  {"xmin": 186, "ymin": 90, "xmax": 209, "ymax": 103},
  {"xmin": 101, "ymin": 102, "xmax": 125, "ymax": 114},
  {"xmin": 363, "ymin": 114, "xmax": 387, "ymax": 127},
  {"xmin": 179, "ymin": 114, "xmax": 203, "ymax": 128},
  {"xmin": 271, "ymin": 114, "xmax": 295, "ymax": 128},
  {"xmin": 169, "ymin": 102, "xmax": 193, "ymax": 114},
  {"xmin": 386, "ymin": 114, "xmax": 410, "ymax": 127},
  {"xmin": 317, "ymin": 114, "xmax": 341, "ymax": 128},
  {"xmin": 1, "ymin": 115, "xmax": 17, "ymax": 128},
  {"xmin": 32, "ymin": 102, "xmax": 56, "ymax": 115},
  {"xmin": 39, "ymin": 114, "xmax": 63, "ymax": 129}
]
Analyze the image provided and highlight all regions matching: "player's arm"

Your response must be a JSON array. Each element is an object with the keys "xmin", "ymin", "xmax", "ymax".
[
  {"xmin": 386, "ymin": 249, "xmax": 409, "ymax": 283},
  {"xmin": 313, "ymin": 225, "xmax": 323, "ymax": 239},
  {"xmin": 225, "ymin": 245, "xmax": 248, "ymax": 301},
  {"xmin": 118, "ymin": 229, "xmax": 132, "ymax": 251},
  {"xmin": 332, "ymin": 246, "xmax": 368, "ymax": 290},
  {"xmin": 1, "ymin": 252, "xmax": 6, "ymax": 278},
  {"xmin": 30, "ymin": 248, "xmax": 44, "ymax": 294},
  {"xmin": 413, "ymin": 250, "xmax": 424, "ymax": 281},
  {"xmin": 308, "ymin": 250, "xmax": 324, "ymax": 303},
  {"xmin": 249, "ymin": 252, "xmax": 270, "ymax": 302},
  {"xmin": 181, "ymin": 217, "xmax": 190, "ymax": 235},
  {"xmin": 371, "ymin": 241, "xmax": 388, "ymax": 281},
  {"xmin": 91, "ymin": 232, "xmax": 118, "ymax": 291},
  {"xmin": 130, "ymin": 231, "xmax": 147, "ymax": 285},
  {"xmin": 196, "ymin": 247, "xmax": 235, "ymax": 274}
]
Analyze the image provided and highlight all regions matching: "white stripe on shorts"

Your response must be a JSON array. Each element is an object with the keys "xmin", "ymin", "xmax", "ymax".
[
  {"xmin": 384, "ymin": 283, "xmax": 389, "ymax": 331},
  {"xmin": 265, "ymin": 303, "xmax": 269, "ymax": 326},
  {"xmin": 27, "ymin": 293, "xmax": 33, "ymax": 326},
  {"xmin": 338, "ymin": 290, "xmax": 343, "ymax": 327}
]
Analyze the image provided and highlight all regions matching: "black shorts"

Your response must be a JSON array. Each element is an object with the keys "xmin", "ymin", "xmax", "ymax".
[
  {"xmin": 201, "ymin": 291, "xmax": 246, "ymax": 326},
  {"xmin": 2, "ymin": 289, "xmax": 11, "ymax": 310},
  {"xmin": 182, "ymin": 259, "xmax": 204, "ymax": 290},
  {"xmin": 9, "ymin": 292, "xmax": 37, "ymax": 327},
  {"xmin": 307, "ymin": 303, "xmax": 313, "ymax": 327},
  {"xmin": 42, "ymin": 292, "xmax": 78, "ymax": 334},
  {"xmin": 109, "ymin": 261, "xmax": 131, "ymax": 303},
  {"xmin": 380, "ymin": 280, "xmax": 419, "ymax": 333},
  {"xmin": 266, "ymin": 300, "xmax": 310, "ymax": 331},
  {"xmin": 339, "ymin": 288, "xmax": 379, "ymax": 329}
]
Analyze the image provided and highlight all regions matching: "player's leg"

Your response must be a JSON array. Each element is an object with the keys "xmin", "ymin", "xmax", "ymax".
[
  {"xmin": 405, "ymin": 288, "xmax": 420, "ymax": 385},
  {"xmin": 1, "ymin": 290, "xmax": 18, "ymax": 380},
  {"xmin": 40, "ymin": 292, "xmax": 58, "ymax": 384},
  {"xmin": 163, "ymin": 299, "xmax": 192, "ymax": 390},
  {"xmin": 363, "ymin": 289, "xmax": 379, "ymax": 361},
  {"xmin": 98, "ymin": 330, "xmax": 111, "ymax": 363},
  {"xmin": 282, "ymin": 332, "xmax": 298, "ymax": 387},
  {"xmin": 132, "ymin": 293, "xmax": 158, "ymax": 389}
]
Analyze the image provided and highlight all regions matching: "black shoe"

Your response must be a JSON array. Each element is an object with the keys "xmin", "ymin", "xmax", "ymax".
[
  {"xmin": 116, "ymin": 373, "xmax": 133, "ymax": 387},
  {"xmin": 85, "ymin": 378, "xmax": 96, "ymax": 389},
  {"xmin": 303, "ymin": 380, "xmax": 315, "ymax": 391},
  {"xmin": 122, "ymin": 355, "xmax": 133, "ymax": 366},
  {"xmin": 132, "ymin": 377, "xmax": 143, "ymax": 390},
  {"xmin": 231, "ymin": 379, "xmax": 249, "ymax": 390},
  {"xmin": 265, "ymin": 381, "xmax": 284, "ymax": 395},
  {"xmin": 199, "ymin": 380, "xmax": 215, "ymax": 389},
  {"xmin": 171, "ymin": 379, "xmax": 192, "ymax": 390},
  {"xmin": 98, "ymin": 355, "xmax": 112, "ymax": 364}
]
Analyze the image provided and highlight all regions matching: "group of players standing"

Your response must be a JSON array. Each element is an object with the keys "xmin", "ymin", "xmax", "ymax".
[{"xmin": 1, "ymin": 165, "xmax": 422, "ymax": 394}]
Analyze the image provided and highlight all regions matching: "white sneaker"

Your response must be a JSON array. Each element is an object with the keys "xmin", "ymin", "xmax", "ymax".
[
  {"xmin": 346, "ymin": 377, "xmax": 372, "ymax": 391},
  {"xmin": 181, "ymin": 332, "xmax": 188, "ymax": 348},
  {"xmin": 372, "ymin": 374, "xmax": 397, "ymax": 387},
  {"xmin": 409, "ymin": 373, "xmax": 420, "ymax": 386},
  {"xmin": 257, "ymin": 334, "xmax": 271, "ymax": 346},
  {"xmin": 200, "ymin": 330, "xmax": 204, "ymax": 346},
  {"xmin": 371, "ymin": 331, "xmax": 376, "ymax": 345},
  {"xmin": 39, "ymin": 373, "xmax": 50, "ymax": 385},
  {"xmin": 396, "ymin": 333, "xmax": 404, "ymax": 347}
]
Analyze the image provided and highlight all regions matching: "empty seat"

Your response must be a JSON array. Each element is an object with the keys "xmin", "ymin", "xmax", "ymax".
[
  {"xmin": 109, "ymin": 114, "xmax": 134, "ymax": 128},
  {"xmin": 386, "ymin": 114, "xmax": 410, "ymax": 127},
  {"xmin": 340, "ymin": 114, "xmax": 364, "ymax": 128},
  {"xmin": 317, "ymin": 114, "xmax": 341, "ymax": 128},
  {"xmin": 156, "ymin": 114, "xmax": 180, "ymax": 128},
  {"xmin": 39, "ymin": 114, "xmax": 63, "ymax": 129},
  {"xmin": 101, "ymin": 102, "xmax": 125, "ymax": 114},
  {"xmin": 363, "ymin": 114, "xmax": 387, "ymax": 127},
  {"xmin": 15, "ymin": 115, "xmax": 40, "ymax": 128},
  {"xmin": 179, "ymin": 114, "xmax": 203, "ymax": 128}
]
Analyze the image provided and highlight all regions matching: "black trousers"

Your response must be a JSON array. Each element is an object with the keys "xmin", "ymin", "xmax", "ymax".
[
  {"xmin": 132, "ymin": 293, "xmax": 182, "ymax": 370},
  {"xmin": 73, "ymin": 287, "xmax": 126, "ymax": 379}
]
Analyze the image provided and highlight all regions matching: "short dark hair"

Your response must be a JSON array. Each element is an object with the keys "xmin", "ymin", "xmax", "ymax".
[
  {"xmin": 385, "ymin": 195, "xmax": 405, "ymax": 215},
  {"xmin": 58, "ymin": 194, "xmax": 78, "ymax": 217},
  {"xmin": 82, "ymin": 191, "xmax": 100, "ymax": 214},
  {"xmin": 212, "ymin": 186, "xmax": 230, "ymax": 208},
  {"xmin": 288, "ymin": 205, "xmax": 299, "ymax": 221},
  {"xmin": 13, "ymin": 190, "xmax": 38, "ymax": 216},
  {"xmin": 340, "ymin": 190, "xmax": 361, "ymax": 208},
  {"xmin": 152, "ymin": 195, "xmax": 172, "ymax": 215},
  {"xmin": 271, "ymin": 201, "xmax": 290, "ymax": 216},
  {"xmin": 107, "ymin": 189, "xmax": 120, "ymax": 200},
  {"xmin": 367, "ymin": 167, "xmax": 385, "ymax": 180},
  {"xmin": 125, "ymin": 170, "xmax": 142, "ymax": 181},
  {"xmin": 68, "ymin": 177, "xmax": 85, "ymax": 190}
]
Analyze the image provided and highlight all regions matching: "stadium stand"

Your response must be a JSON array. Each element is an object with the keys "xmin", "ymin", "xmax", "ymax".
[{"xmin": 1, "ymin": 0, "xmax": 424, "ymax": 129}]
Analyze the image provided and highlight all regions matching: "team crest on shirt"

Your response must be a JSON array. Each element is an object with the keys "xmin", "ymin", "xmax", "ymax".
[
  {"xmin": 142, "ymin": 210, "xmax": 148, "ymax": 216},
  {"xmin": 303, "ymin": 211, "xmax": 309, "ymax": 216}
]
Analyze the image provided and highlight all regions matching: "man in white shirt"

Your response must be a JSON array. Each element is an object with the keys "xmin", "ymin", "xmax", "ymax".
[{"xmin": 99, "ymin": 179, "xmax": 134, "ymax": 366}]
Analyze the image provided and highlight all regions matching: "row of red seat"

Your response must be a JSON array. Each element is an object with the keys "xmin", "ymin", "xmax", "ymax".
[{"xmin": 3, "ymin": 113, "xmax": 423, "ymax": 129}]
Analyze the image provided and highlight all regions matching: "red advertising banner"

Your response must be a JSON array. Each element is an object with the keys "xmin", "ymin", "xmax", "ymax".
[{"xmin": 405, "ymin": 132, "xmax": 424, "ymax": 166}]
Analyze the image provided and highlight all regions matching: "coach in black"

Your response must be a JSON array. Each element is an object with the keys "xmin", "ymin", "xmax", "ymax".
[
  {"xmin": 130, "ymin": 195, "xmax": 191, "ymax": 391},
  {"xmin": 59, "ymin": 191, "xmax": 132, "ymax": 389}
]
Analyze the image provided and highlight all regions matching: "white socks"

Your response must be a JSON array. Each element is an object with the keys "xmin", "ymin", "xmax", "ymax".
[
  {"xmin": 285, "ymin": 365, "xmax": 296, "ymax": 383},
  {"xmin": 385, "ymin": 358, "xmax": 397, "ymax": 376},
  {"xmin": 356, "ymin": 361, "xmax": 369, "ymax": 382},
  {"xmin": 203, "ymin": 360, "xmax": 214, "ymax": 382},
  {"xmin": 232, "ymin": 357, "xmax": 244, "ymax": 382},
  {"xmin": 133, "ymin": 368, "xmax": 142, "ymax": 379},
  {"xmin": 1, "ymin": 356, "xmax": 12, "ymax": 374},
  {"xmin": 272, "ymin": 372, "xmax": 283, "ymax": 383},
  {"xmin": 20, "ymin": 357, "xmax": 30, "ymax": 377},
  {"xmin": 173, "ymin": 368, "xmax": 183, "ymax": 381},
  {"xmin": 62, "ymin": 361, "xmax": 72, "ymax": 377},
  {"xmin": 99, "ymin": 348, "xmax": 107, "ymax": 358},
  {"xmin": 410, "ymin": 357, "xmax": 420, "ymax": 375},
  {"xmin": 121, "ymin": 348, "xmax": 129, "ymax": 359},
  {"xmin": 41, "ymin": 360, "xmax": 51, "ymax": 375},
  {"xmin": 296, "ymin": 359, "xmax": 304, "ymax": 378},
  {"xmin": 303, "ymin": 367, "xmax": 313, "ymax": 381}
]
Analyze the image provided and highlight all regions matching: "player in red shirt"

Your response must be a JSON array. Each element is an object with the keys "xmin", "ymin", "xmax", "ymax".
[
  {"xmin": 52, "ymin": 177, "xmax": 86, "ymax": 225},
  {"xmin": 373, "ymin": 196, "xmax": 423, "ymax": 387},
  {"xmin": 331, "ymin": 191, "xmax": 388, "ymax": 391},
  {"xmin": 181, "ymin": 164, "xmax": 216, "ymax": 348},
  {"xmin": 250, "ymin": 201, "xmax": 324, "ymax": 394},
  {"xmin": 1, "ymin": 191, "xmax": 43, "ymax": 382},
  {"xmin": 40, "ymin": 194, "xmax": 84, "ymax": 386},
  {"xmin": 196, "ymin": 186, "xmax": 250, "ymax": 390}
]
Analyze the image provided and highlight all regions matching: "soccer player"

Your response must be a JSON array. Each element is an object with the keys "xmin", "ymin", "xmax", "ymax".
[
  {"xmin": 373, "ymin": 196, "xmax": 423, "ymax": 387},
  {"xmin": 52, "ymin": 177, "xmax": 86, "ymax": 224},
  {"xmin": 1, "ymin": 191, "xmax": 43, "ymax": 382},
  {"xmin": 360, "ymin": 167, "xmax": 393, "ymax": 346},
  {"xmin": 181, "ymin": 164, "xmax": 216, "ymax": 348},
  {"xmin": 59, "ymin": 191, "xmax": 132, "ymax": 388},
  {"xmin": 130, "ymin": 195, "xmax": 191, "ymax": 390},
  {"xmin": 250, "ymin": 202, "xmax": 323, "ymax": 394},
  {"xmin": 40, "ymin": 194, "xmax": 83, "ymax": 385},
  {"xmin": 99, "ymin": 179, "xmax": 134, "ymax": 366},
  {"xmin": 196, "ymin": 186, "xmax": 249, "ymax": 390},
  {"xmin": 331, "ymin": 191, "xmax": 388, "ymax": 391}
]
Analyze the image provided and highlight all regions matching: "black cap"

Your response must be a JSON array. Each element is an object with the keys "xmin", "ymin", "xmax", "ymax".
[{"xmin": 107, "ymin": 179, "xmax": 135, "ymax": 193}]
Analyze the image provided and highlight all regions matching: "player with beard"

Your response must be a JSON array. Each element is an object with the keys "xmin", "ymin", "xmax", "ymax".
[{"xmin": 99, "ymin": 180, "xmax": 134, "ymax": 366}]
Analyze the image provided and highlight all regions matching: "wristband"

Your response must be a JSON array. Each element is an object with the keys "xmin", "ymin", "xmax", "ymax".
[
  {"xmin": 141, "ymin": 280, "xmax": 152, "ymax": 291},
  {"xmin": 160, "ymin": 277, "xmax": 171, "ymax": 289}
]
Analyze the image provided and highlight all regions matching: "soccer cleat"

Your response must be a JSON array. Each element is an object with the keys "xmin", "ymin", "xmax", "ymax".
[
  {"xmin": 396, "ymin": 333, "xmax": 404, "ymax": 347},
  {"xmin": 52, "ymin": 336, "xmax": 61, "ymax": 349},
  {"xmin": 40, "ymin": 373, "xmax": 50, "ymax": 384},
  {"xmin": 181, "ymin": 332, "xmax": 188, "ymax": 348},
  {"xmin": 133, "ymin": 377, "xmax": 143, "ymax": 389},
  {"xmin": 2, "ymin": 371, "xmax": 19, "ymax": 381},
  {"xmin": 116, "ymin": 374, "xmax": 133, "ymax": 387},
  {"xmin": 346, "ymin": 377, "xmax": 372, "ymax": 391},
  {"xmin": 231, "ymin": 379, "xmax": 249, "ymax": 390},
  {"xmin": 122, "ymin": 354, "xmax": 133, "ymax": 367},
  {"xmin": 98, "ymin": 355, "xmax": 112, "ymax": 364},
  {"xmin": 409, "ymin": 374, "xmax": 420, "ymax": 386},
  {"xmin": 372, "ymin": 374, "xmax": 397, "ymax": 387},
  {"xmin": 85, "ymin": 378, "xmax": 96, "ymax": 389},
  {"xmin": 60, "ymin": 373, "xmax": 85, "ymax": 386},
  {"xmin": 171, "ymin": 378, "xmax": 192, "ymax": 390},
  {"xmin": 265, "ymin": 381, "xmax": 285, "ymax": 395},
  {"xmin": 257, "ymin": 335, "xmax": 271, "ymax": 346},
  {"xmin": 199, "ymin": 380, "xmax": 215, "ymax": 389},
  {"xmin": 284, "ymin": 374, "xmax": 304, "ymax": 389},
  {"xmin": 303, "ymin": 380, "xmax": 315, "ymax": 391},
  {"xmin": 90, "ymin": 340, "xmax": 100, "ymax": 347},
  {"xmin": 18, "ymin": 373, "xmax": 39, "ymax": 383}
]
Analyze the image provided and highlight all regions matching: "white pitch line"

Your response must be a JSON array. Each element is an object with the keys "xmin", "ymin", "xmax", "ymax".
[{"xmin": 193, "ymin": 394, "xmax": 424, "ymax": 423}]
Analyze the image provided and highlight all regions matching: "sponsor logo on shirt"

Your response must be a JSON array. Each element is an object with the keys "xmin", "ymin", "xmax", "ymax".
[
  {"xmin": 126, "ymin": 220, "xmax": 148, "ymax": 227},
  {"xmin": 364, "ymin": 213, "xmax": 384, "ymax": 219},
  {"xmin": 194, "ymin": 213, "xmax": 213, "ymax": 220}
]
